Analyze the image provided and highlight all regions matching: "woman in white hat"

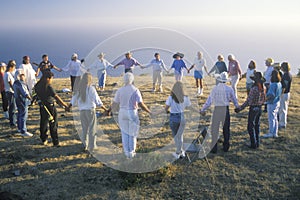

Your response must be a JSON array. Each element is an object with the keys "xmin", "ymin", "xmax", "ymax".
[
  {"xmin": 87, "ymin": 52, "xmax": 113, "ymax": 91},
  {"xmin": 200, "ymin": 72, "xmax": 239, "ymax": 153}
]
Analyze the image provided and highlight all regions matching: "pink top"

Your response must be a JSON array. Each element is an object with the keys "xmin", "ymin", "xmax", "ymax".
[{"xmin": 228, "ymin": 60, "xmax": 242, "ymax": 76}]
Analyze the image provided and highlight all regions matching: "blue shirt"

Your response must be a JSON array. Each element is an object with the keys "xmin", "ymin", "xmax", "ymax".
[
  {"xmin": 171, "ymin": 59, "xmax": 187, "ymax": 73},
  {"xmin": 13, "ymin": 80, "xmax": 30, "ymax": 105},
  {"xmin": 266, "ymin": 82, "xmax": 282, "ymax": 104},
  {"xmin": 209, "ymin": 61, "xmax": 227, "ymax": 74}
]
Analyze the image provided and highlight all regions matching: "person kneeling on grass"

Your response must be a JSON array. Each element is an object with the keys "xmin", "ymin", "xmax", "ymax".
[
  {"xmin": 235, "ymin": 71, "xmax": 266, "ymax": 149},
  {"xmin": 68, "ymin": 72, "xmax": 109, "ymax": 152},
  {"xmin": 13, "ymin": 69, "xmax": 32, "ymax": 137},
  {"xmin": 165, "ymin": 81, "xmax": 191, "ymax": 159},
  {"xmin": 34, "ymin": 71, "xmax": 69, "ymax": 147}
]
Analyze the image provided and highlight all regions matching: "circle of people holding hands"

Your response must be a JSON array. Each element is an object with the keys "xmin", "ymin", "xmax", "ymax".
[{"xmin": 0, "ymin": 51, "xmax": 292, "ymax": 159}]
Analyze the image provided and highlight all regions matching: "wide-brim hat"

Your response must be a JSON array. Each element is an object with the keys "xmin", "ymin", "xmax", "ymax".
[
  {"xmin": 173, "ymin": 52, "xmax": 184, "ymax": 59},
  {"xmin": 215, "ymin": 72, "xmax": 231, "ymax": 82},
  {"xmin": 250, "ymin": 71, "xmax": 266, "ymax": 83}
]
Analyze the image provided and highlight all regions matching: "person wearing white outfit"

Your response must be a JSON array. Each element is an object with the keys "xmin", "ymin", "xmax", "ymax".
[
  {"xmin": 18, "ymin": 56, "xmax": 37, "ymax": 95},
  {"xmin": 69, "ymin": 73, "xmax": 109, "ymax": 151},
  {"xmin": 227, "ymin": 54, "xmax": 242, "ymax": 99},
  {"xmin": 144, "ymin": 53, "xmax": 168, "ymax": 92},
  {"xmin": 279, "ymin": 62, "xmax": 292, "ymax": 129},
  {"xmin": 87, "ymin": 52, "xmax": 113, "ymax": 91},
  {"xmin": 243, "ymin": 60, "xmax": 256, "ymax": 95},
  {"xmin": 62, "ymin": 53, "xmax": 84, "ymax": 91},
  {"xmin": 189, "ymin": 51, "xmax": 209, "ymax": 96},
  {"xmin": 111, "ymin": 73, "xmax": 151, "ymax": 158},
  {"xmin": 263, "ymin": 58, "xmax": 274, "ymax": 112}
]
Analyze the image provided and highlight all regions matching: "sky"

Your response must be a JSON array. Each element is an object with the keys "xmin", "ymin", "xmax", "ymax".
[{"xmin": 1, "ymin": 0, "xmax": 300, "ymax": 74}]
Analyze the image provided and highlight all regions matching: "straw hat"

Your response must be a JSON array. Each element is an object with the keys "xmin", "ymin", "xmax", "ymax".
[{"xmin": 215, "ymin": 72, "xmax": 231, "ymax": 82}]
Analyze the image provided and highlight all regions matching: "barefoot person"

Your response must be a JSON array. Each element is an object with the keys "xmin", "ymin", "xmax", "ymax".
[
  {"xmin": 235, "ymin": 72, "xmax": 266, "ymax": 148},
  {"xmin": 110, "ymin": 72, "xmax": 151, "ymax": 158},
  {"xmin": 165, "ymin": 81, "xmax": 191, "ymax": 159},
  {"xmin": 200, "ymin": 72, "xmax": 239, "ymax": 153},
  {"xmin": 69, "ymin": 73, "xmax": 109, "ymax": 151},
  {"xmin": 189, "ymin": 51, "xmax": 209, "ymax": 96},
  {"xmin": 13, "ymin": 69, "xmax": 33, "ymax": 137},
  {"xmin": 35, "ymin": 71, "xmax": 69, "ymax": 147}
]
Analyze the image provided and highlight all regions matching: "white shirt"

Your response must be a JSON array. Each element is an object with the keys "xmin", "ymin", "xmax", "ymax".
[
  {"xmin": 4, "ymin": 72, "xmax": 15, "ymax": 93},
  {"xmin": 193, "ymin": 58, "xmax": 206, "ymax": 71},
  {"xmin": 63, "ymin": 60, "xmax": 83, "ymax": 76},
  {"xmin": 166, "ymin": 96, "xmax": 191, "ymax": 113},
  {"xmin": 264, "ymin": 66, "xmax": 274, "ymax": 84},
  {"xmin": 201, "ymin": 83, "xmax": 239, "ymax": 111},
  {"xmin": 88, "ymin": 59, "xmax": 113, "ymax": 74},
  {"xmin": 70, "ymin": 86, "xmax": 102, "ymax": 110},
  {"xmin": 246, "ymin": 68, "xmax": 255, "ymax": 84},
  {"xmin": 18, "ymin": 63, "xmax": 36, "ymax": 93},
  {"xmin": 114, "ymin": 84, "xmax": 143, "ymax": 110}
]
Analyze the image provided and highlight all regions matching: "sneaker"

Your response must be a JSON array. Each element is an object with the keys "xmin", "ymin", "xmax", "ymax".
[
  {"xmin": 262, "ymin": 133, "xmax": 274, "ymax": 138},
  {"xmin": 17, "ymin": 129, "xmax": 21, "ymax": 133},
  {"xmin": 159, "ymin": 88, "xmax": 163, "ymax": 93},
  {"xmin": 152, "ymin": 88, "xmax": 156, "ymax": 92},
  {"xmin": 273, "ymin": 134, "xmax": 279, "ymax": 138},
  {"xmin": 42, "ymin": 140, "xmax": 48, "ymax": 145},
  {"xmin": 21, "ymin": 132, "xmax": 33, "ymax": 137},
  {"xmin": 199, "ymin": 89, "xmax": 203, "ymax": 95},
  {"xmin": 172, "ymin": 152, "xmax": 180, "ymax": 159},
  {"xmin": 180, "ymin": 151, "xmax": 186, "ymax": 158}
]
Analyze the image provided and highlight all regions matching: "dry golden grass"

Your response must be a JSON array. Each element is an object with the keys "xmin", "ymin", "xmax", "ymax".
[{"xmin": 0, "ymin": 75, "xmax": 299, "ymax": 199}]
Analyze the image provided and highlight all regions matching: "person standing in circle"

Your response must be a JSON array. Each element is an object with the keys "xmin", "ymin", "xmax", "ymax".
[
  {"xmin": 34, "ymin": 71, "xmax": 69, "ymax": 147},
  {"xmin": 278, "ymin": 62, "xmax": 292, "ymax": 129},
  {"xmin": 36, "ymin": 54, "xmax": 62, "ymax": 77},
  {"xmin": 18, "ymin": 56, "xmax": 37, "ymax": 95},
  {"xmin": 111, "ymin": 72, "xmax": 151, "ymax": 159},
  {"xmin": 113, "ymin": 52, "xmax": 143, "ymax": 74},
  {"xmin": 189, "ymin": 51, "xmax": 209, "ymax": 96},
  {"xmin": 208, "ymin": 54, "xmax": 228, "ymax": 85},
  {"xmin": 0, "ymin": 62, "xmax": 9, "ymax": 119},
  {"xmin": 144, "ymin": 52, "xmax": 168, "ymax": 92},
  {"xmin": 243, "ymin": 60, "xmax": 256, "ymax": 95},
  {"xmin": 165, "ymin": 81, "xmax": 191, "ymax": 159},
  {"xmin": 263, "ymin": 57, "xmax": 274, "ymax": 112},
  {"xmin": 87, "ymin": 52, "xmax": 113, "ymax": 91},
  {"xmin": 69, "ymin": 73, "xmax": 109, "ymax": 152},
  {"xmin": 227, "ymin": 54, "xmax": 242, "ymax": 99},
  {"xmin": 62, "ymin": 53, "xmax": 84, "ymax": 91},
  {"xmin": 170, "ymin": 52, "xmax": 189, "ymax": 81}
]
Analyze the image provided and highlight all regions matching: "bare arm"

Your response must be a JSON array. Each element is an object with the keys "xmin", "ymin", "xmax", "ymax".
[
  {"xmin": 54, "ymin": 94, "xmax": 69, "ymax": 111},
  {"xmin": 138, "ymin": 102, "xmax": 151, "ymax": 114}
]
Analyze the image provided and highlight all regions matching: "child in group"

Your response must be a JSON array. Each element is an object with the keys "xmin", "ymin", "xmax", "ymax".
[
  {"xmin": 13, "ymin": 69, "xmax": 33, "ymax": 137},
  {"xmin": 189, "ymin": 51, "xmax": 209, "ymax": 96},
  {"xmin": 170, "ymin": 52, "xmax": 189, "ymax": 81},
  {"xmin": 235, "ymin": 72, "xmax": 266, "ymax": 148},
  {"xmin": 69, "ymin": 72, "xmax": 109, "ymax": 152},
  {"xmin": 165, "ymin": 81, "xmax": 191, "ymax": 159}
]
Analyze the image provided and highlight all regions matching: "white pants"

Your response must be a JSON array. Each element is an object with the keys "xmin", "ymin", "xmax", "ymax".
[
  {"xmin": 230, "ymin": 74, "xmax": 240, "ymax": 98},
  {"xmin": 80, "ymin": 109, "xmax": 97, "ymax": 150},
  {"xmin": 174, "ymin": 71, "xmax": 183, "ymax": 81},
  {"xmin": 153, "ymin": 70, "xmax": 163, "ymax": 86},
  {"xmin": 279, "ymin": 93, "xmax": 290, "ymax": 127}
]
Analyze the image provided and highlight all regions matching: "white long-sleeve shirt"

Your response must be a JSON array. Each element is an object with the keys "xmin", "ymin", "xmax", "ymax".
[
  {"xmin": 87, "ymin": 59, "xmax": 113, "ymax": 75},
  {"xmin": 264, "ymin": 66, "xmax": 274, "ymax": 84},
  {"xmin": 145, "ymin": 59, "xmax": 168, "ymax": 72},
  {"xmin": 70, "ymin": 85, "xmax": 103, "ymax": 110},
  {"xmin": 63, "ymin": 59, "xmax": 83, "ymax": 76},
  {"xmin": 201, "ymin": 83, "xmax": 239, "ymax": 111}
]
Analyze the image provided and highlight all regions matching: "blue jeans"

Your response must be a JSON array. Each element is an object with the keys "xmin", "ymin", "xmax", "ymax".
[
  {"xmin": 98, "ymin": 72, "xmax": 106, "ymax": 88},
  {"xmin": 16, "ymin": 99, "xmax": 28, "ymax": 133},
  {"xmin": 6, "ymin": 91, "xmax": 16, "ymax": 126},
  {"xmin": 169, "ymin": 113, "xmax": 185, "ymax": 154},
  {"xmin": 267, "ymin": 102, "xmax": 280, "ymax": 136},
  {"xmin": 247, "ymin": 106, "xmax": 262, "ymax": 147}
]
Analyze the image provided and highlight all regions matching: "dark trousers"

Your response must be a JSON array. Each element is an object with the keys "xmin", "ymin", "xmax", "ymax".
[
  {"xmin": 248, "ymin": 106, "xmax": 262, "ymax": 148},
  {"xmin": 125, "ymin": 68, "xmax": 133, "ymax": 73},
  {"xmin": 1, "ymin": 90, "xmax": 8, "ymax": 112},
  {"xmin": 39, "ymin": 103, "xmax": 59, "ymax": 145},
  {"xmin": 70, "ymin": 76, "xmax": 81, "ymax": 91},
  {"xmin": 6, "ymin": 91, "xmax": 16, "ymax": 126},
  {"xmin": 211, "ymin": 106, "xmax": 230, "ymax": 153},
  {"xmin": 16, "ymin": 99, "xmax": 28, "ymax": 134}
]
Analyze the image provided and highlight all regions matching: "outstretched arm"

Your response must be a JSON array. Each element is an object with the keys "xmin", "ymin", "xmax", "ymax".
[{"xmin": 138, "ymin": 102, "xmax": 151, "ymax": 114}]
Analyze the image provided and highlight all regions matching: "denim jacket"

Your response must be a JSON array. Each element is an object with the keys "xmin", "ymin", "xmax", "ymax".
[
  {"xmin": 266, "ymin": 82, "xmax": 282, "ymax": 104},
  {"xmin": 13, "ymin": 80, "xmax": 30, "ymax": 105}
]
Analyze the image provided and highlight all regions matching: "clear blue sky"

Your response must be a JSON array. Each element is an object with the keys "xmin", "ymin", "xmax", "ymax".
[{"xmin": 1, "ymin": 0, "xmax": 300, "ymax": 74}]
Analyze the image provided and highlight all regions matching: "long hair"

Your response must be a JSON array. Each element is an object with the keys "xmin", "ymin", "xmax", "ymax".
[
  {"xmin": 171, "ymin": 81, "xmax": 185, "ymax": 104},
  {"xmin": 271, "ymin": 70, "xmax": 281, "ymax": 83},
  {"xmin": 78, "ymin": 73, "xmax": 92, "ymax": 102}
]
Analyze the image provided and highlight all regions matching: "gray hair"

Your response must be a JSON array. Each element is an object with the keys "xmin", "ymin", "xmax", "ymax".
[
  {"xmin": 228, "ymin": 54, "xmax": 235, "ymax": 60},
  {"xmin": 123, "ymin": 72, "xmax": 134, "ymax": 85}
]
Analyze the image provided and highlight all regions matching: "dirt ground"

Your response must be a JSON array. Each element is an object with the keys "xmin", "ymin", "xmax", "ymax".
[{"xmin": 0, "ymin": 74, "xmax": 299, "ymax": 200}]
